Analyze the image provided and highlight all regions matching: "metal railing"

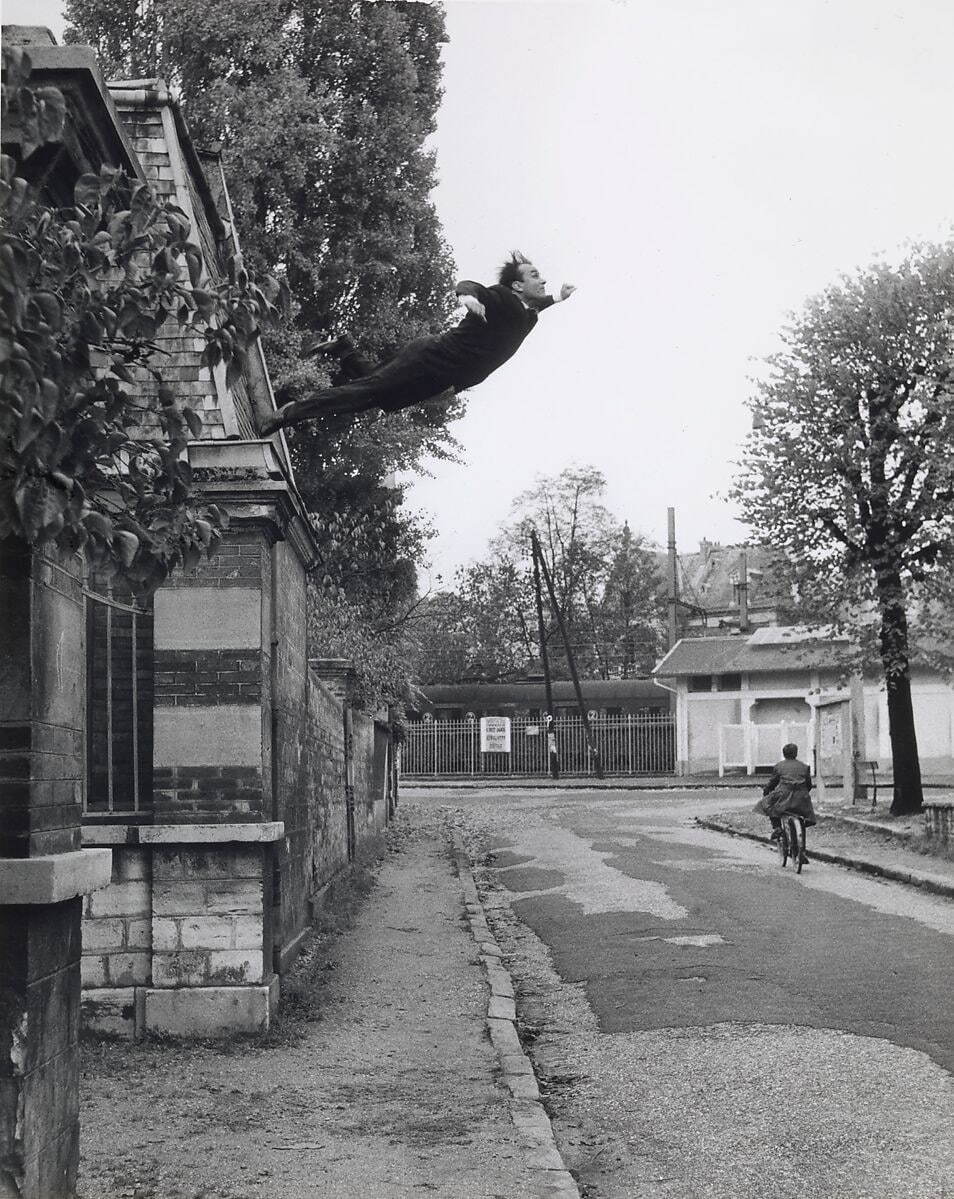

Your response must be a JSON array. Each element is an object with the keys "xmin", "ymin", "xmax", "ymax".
[{"xmin": 401, "ymin": 713, "xmax": 675, "ymax": 778}]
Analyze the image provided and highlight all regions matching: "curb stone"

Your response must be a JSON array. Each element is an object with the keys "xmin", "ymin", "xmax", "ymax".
[
  {"xmin": 451, "ymin": 832, "xmax": 581, "ymax": 1199},
  {"xmin": 697, "ymin": 817, "xmax": 954, "ymax": 900}
]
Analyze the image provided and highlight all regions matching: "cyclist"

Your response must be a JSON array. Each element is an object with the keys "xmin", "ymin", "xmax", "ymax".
[{"xmin": 756, "ymin": 742, "xmax": 817, "ymax": 843}]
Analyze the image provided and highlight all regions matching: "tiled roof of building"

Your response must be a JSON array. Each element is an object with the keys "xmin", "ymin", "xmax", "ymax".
[
  {"xmin": 655, "ymin": 626, "xmax": 854, "ymax": 677},
  {"xmin": 653, "ymin": 637, "xmax": 747, "ymax": 677}
]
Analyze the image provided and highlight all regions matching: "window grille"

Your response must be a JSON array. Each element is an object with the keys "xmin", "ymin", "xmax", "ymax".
[{"xmin": 85, "ymin": 586, "xmax": 154, "ymax": 816}]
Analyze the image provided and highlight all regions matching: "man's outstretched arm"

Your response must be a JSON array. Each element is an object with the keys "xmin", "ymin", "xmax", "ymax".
[{"xmin": 455, "ymin": 279, "xmax": 492, "ymax": 320}]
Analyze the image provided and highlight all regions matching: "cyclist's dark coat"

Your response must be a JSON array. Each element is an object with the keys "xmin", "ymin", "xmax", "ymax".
[{"xmin": 760, "ymin": 757, "xmax": 816, "ymax": 825}]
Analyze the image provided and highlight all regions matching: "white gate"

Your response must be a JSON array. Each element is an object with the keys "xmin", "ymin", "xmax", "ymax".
[{"xmin": 719, "ymin": 722, "xmax": 811, "ymax": 776}]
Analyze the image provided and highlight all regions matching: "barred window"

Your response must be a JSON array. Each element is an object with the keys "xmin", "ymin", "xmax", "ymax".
[{"xmin": 85, "ymin": 585, "xmax": 153, "ymax": 816}]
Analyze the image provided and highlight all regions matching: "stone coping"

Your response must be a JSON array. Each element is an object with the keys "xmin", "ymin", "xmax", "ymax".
[
  {"xmin": 82, "ymin": 822, "xmax": 284, "ymax": 846},
  {"xmin": 140, "ymin": 822, "xmax": 284, "ymax": 844},
  {"xmin": 0, "ymin": 849, "xmax": 112, "ymax": 905}
]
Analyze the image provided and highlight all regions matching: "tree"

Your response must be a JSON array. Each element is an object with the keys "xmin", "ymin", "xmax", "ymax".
[
  {"xmin": 412, "ymin": 466, "xmax": 664, "ymax": 684},
  {"xmin": 733, "ymin": 243, "xmax": 954, "ymax": 815},
  {"xmin": 64, "ymin": 0, "xmax": 462, "ymax": 701},
  {"xmin": 1, "ymin": 48, "xmax": 283, "ymax": 598},
  {"xmin": 600, "ymin": 522, "xmax": 666, "ymax": 677}
]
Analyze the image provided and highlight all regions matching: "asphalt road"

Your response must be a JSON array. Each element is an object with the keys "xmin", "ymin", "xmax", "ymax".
[{"xmin": 412, "ymin": 786, "xmax": 954, "ymax": 1198}]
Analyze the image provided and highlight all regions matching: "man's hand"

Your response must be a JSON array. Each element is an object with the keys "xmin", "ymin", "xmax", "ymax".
[
  {"xmin": 460, "ymin": 294, "xmax": 486, "ymax": 321},
  {"xmin": 559, "ymin": 284, "xmax": 576, "ymax": 301}
]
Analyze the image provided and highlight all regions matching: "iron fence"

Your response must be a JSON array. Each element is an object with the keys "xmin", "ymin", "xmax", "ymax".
[{"xmin": 401, "ymin": 713, "xmax": 675, "ymax": 778}]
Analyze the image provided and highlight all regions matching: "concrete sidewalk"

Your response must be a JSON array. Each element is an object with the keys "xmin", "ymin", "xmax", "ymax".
[
  {"xmin": 406, "ymin": 773, "xmax": 954, "ymax": 792},
  {"xmin": 699, "ymin": 804, "xmax": 954, "ymax": 900},
  {"xmin": 79, "ymin": 814, "xmax": 575, "ymax": 1199}
]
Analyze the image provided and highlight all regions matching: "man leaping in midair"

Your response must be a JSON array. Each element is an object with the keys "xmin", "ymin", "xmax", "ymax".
[{"xmin": 260, "ymin": 252, "xmax": 575, "ymax": 435}]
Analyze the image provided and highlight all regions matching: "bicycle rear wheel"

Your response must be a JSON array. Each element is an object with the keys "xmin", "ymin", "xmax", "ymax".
[
  {"xmin": 776, "ymin": 824, "xmax": 788, "ymax": 867},
  {"xmin": 792, "ymin": 818, "xmax": 806, "ymax": 874}
]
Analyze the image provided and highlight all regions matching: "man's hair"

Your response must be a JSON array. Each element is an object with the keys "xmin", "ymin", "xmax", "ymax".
[
  {"xmin": 498, "ymin": 250, "xmax": 532, "ymax": 290},
  {"xmin": 782, "ymin": 743, "xmax": 798, "ymax": 759}
]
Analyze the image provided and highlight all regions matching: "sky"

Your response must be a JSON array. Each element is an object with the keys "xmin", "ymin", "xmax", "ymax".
[{"xmin": 6, "ymin": 0, "xmax": 954, "ymax": 582}]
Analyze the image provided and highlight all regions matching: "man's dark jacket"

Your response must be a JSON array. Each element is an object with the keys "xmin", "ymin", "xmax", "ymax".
[
  {"xmin": 430, "ymin": 281, "xmax": 555, "ymax": 389},
  {"xmin": 759, "ymin": 757, "xmax": 816, "ymax": 825}
]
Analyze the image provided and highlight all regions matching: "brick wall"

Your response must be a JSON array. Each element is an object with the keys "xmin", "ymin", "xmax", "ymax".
[
  {"xmin": 155, "ymin": 649, "xmax": 262, "ymax": 705},
  {"xmin": 152, "ymin": 531, "xmax": 267, "ymax": 822}
]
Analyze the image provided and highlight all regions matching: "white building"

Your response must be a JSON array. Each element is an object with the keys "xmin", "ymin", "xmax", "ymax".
[{"xmin": 654, "ymin": 626, "xmax": 954, "ymax": 776}]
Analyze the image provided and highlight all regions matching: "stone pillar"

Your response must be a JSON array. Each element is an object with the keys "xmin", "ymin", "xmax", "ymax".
[
  {"xmin": 141, "ymin": 824, "xmax": 283, "ymax": 1036},
  {"xmin": 310, "ymin": 660, "xmax": 356, "ymax": 859},
  {"xmin": 0, "ymin": 541, "xmax": 111, "ymax": 1198},
  {"xmin": 131, "ymin": 441, "xmax": 313, "ymax": 1034}
]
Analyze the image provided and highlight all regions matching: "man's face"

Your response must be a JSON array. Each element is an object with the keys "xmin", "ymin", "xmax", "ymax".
[{"xmin": 514, "ymin": 262, "xmax": 547, "ymax": 304}]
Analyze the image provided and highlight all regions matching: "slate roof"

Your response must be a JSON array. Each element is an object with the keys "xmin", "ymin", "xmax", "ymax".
[
  {"xmin": 107, "ymin": 79, "xmax": 278, "ymax": 447},
  {"xmin": 653, "ymin": 542, "xmax": 789, "ymax": 616}
]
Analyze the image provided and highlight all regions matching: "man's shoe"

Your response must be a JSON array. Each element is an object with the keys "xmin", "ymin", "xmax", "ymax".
[{"xmin": 302, "ymin": 333, "xmax": 346, "ymax": 360}]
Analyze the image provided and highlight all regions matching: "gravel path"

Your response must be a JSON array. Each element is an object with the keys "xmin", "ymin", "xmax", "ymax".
[{"xmin": 78, "ymin": 816, "xmax": 544, "ymax": 1198}]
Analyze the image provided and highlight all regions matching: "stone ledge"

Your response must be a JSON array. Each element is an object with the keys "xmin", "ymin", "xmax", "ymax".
[
  {"xmin": 144, "ymin": 976, "xmax": 279, "ymax": 1036},
  {"xmin": 81, "ymin": 986, "xmax": 144, "ymax": 1039},
  {"xmin": 0, "ymin": 849, "xmax": 112, "ymax": 905},
  {"xmin": 82, "ymin": 824, "xmax": 140, "ymax": 846},
  {"xmin": 138, "ymin": 822, "xmax": 284, "ymax": 844}
]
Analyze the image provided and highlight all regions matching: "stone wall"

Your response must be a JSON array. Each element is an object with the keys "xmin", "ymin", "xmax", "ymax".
[
  {"xmin": 353, "ymin": 712, "xmax": 389, "ymax": 839},
  {"xmin": 0, "ymin": 543, "xmax": 86, "ymax": 858},
  {"xmin": 81, "ymin": 846, "xmax": 151, "ymax": 998}
]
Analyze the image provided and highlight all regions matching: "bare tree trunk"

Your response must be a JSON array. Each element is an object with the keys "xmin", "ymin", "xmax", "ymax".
[{"xmin": 877, "ymin": 569, "xmax": 923, "ymax": 815}]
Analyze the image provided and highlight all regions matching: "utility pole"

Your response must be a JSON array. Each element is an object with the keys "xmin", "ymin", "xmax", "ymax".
[
  {"xmin": 738, "ymin": 549, "xmax": 750, "ymax": 633},
  {"xmin": 531, "ymin": 533, "xmax": 560, "ymax": 779},
  {"xmin": 532, "ymin": 531, "xmax": 605, "ymax": 780}
]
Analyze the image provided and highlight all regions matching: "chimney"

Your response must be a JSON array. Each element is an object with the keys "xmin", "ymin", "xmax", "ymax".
[
  {"xmin": 738, "ymin": 550, "xmax": 750, "ymax": 633},
  {"xmin": 667, "ymin": 507, "xmax": 679, "ymax": 649}
]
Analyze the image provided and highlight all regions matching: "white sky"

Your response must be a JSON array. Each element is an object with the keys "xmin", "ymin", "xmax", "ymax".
[{"xmin": 6, "ymin": 0, "xmax": 954, "ymax": 581}]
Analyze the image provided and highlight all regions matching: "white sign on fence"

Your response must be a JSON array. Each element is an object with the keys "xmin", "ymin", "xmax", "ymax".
[{"xmin": 479, "ymin": 716, "xmax": 512, "ymax": 753}]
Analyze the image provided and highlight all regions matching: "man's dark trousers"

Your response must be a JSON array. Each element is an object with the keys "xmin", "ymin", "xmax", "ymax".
[{"xmin": 279, "ymin": 336, "xmax": 454, "ymax": 424}]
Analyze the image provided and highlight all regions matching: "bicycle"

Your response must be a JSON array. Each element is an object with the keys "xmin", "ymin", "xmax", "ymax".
[{"xmin": 776, "ymin": 815, "xmax": 807, "ymax": 874}]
